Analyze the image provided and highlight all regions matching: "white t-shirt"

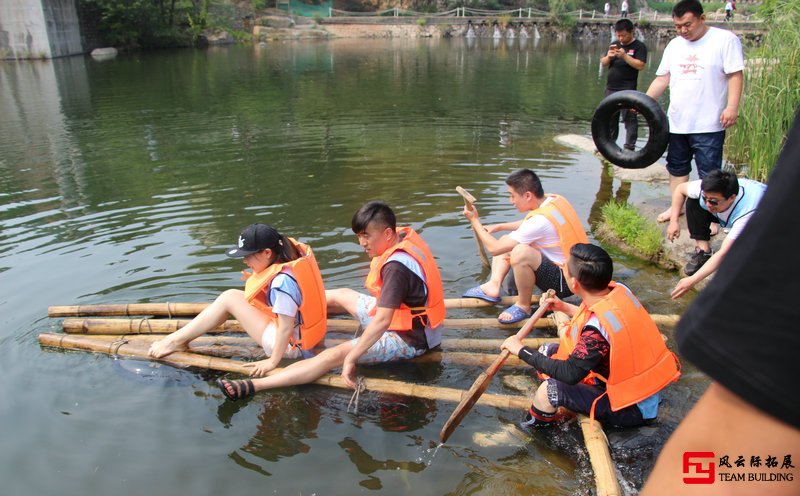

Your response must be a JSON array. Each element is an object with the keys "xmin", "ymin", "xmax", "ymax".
[
  {"xmin": 656, "ymin": 27, "xmax": 744, "ymax": 134},
  {"xmin": 686, "ymin": 180, "xmax": 752, "ymax": 240},
  {"xmin": 725, "ymin": 2, "xmax": 733, "ymax": 10},
  {"xmin": 508, "ymin": 197, "xmax": 566, "ymax": 264},
  {"xmin": 621, "ymin": 0, "xmax": 628, "ymax": 10}
]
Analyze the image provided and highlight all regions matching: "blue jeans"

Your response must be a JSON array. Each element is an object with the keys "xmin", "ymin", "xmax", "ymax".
[{"xmin": 666, "ymin": 131, "xmax": 726, "ymax": 178}]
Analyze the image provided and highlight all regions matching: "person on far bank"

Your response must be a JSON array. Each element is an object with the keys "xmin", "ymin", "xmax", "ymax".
[
  {"xmin": 604, "ymin": 1, "xmax": 611, "ymax": 18},
  {"xmin": 461, "ymin": 169, "xmax": 588, "ymax": 324},
  {"xmin": 620, "ymin": 0, "xmax": 629, "ymax": 17},
  {"xmin": 647, "ymin": 0, "xmax": 745, "ymax": 225},
  {"xmin": 216, "ymin": 201, "xmax": 446, "ymax": 400},
  {"xmin": 502, "ymin": 243, "xmax": 680, "ymax": 428},
  {"xmin": 148, "ymin": 223, "xmax": 327, "ymax": 375},
  {"xmin": 600, "ymin": 18, "xmax": 647, "ymax": 151},
  {"xmin": 666, "ymin": 169, "xmax": 765, "ymax": 299}
]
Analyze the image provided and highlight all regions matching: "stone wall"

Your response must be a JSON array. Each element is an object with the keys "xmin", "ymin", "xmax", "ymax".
[{"xmin": 0, "ymin": 0, "xmax": 82, "ymax": 59}]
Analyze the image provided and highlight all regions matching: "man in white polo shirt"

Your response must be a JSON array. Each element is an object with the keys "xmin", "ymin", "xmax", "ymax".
[{"xmin": 647, "ymin": 0, "xmax": 744, "ymax": 224}]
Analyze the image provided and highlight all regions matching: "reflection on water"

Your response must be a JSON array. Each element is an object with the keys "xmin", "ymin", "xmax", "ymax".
[{"xmin": 0, "ymin": 37, "xmax": 693, "ymax": 495}]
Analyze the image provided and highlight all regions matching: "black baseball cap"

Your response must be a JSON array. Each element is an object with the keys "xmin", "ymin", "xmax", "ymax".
[{"xmin": 225, "ymin": 223, "xmax": 281, "ymax": 258}]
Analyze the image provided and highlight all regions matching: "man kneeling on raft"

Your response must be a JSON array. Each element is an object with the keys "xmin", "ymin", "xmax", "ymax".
[
  {"xmin": 462, "ymin": 169, "xmax": 588, "ymax": 324},
  {"xmin": 502, "ymin": 243, "xmax": 680, "ymax": 428},
  {"xmin": 148, "ymin": 223, "xmax": 327, "ymax": 375},
  {"xmin": 218, "ymin": 201, "xmax": 446, "ymax": 399}
]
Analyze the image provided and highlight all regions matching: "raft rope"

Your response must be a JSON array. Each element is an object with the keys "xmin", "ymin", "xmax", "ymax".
[
  {"xmin": 347, "ymin": 376, "xmax": 366, "ymax": 414},
  {"xmin": 137, "ymin": 318, "xmax": 154, "ymax": 334},
  {"xmin": 110, "ymin": 339, "xmax": 128, "ymax": 355}
]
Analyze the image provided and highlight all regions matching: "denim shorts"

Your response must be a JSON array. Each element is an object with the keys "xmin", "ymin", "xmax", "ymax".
[
  {"xmin": 666, "ymin": 131, "xmax": 726, "ymax": 178},
  {"xmin": 352, "ymin": 293, "xmax": 426, "ymax": 364}
]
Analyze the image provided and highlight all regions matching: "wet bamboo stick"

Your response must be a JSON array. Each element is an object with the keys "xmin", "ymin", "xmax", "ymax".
[
  {"xmin": 37, "ymin": 333, "xmax": 530, "ymax": 409},
  {"xmin": 58, "ymin": 313, "xmax": 678, "ymax": 335},
  {"xmin": 74, "ymin": 334, "xmax": 559, "ymax": 355},
  {"xmin": 58, "ymin": 316, "xmax": 559, "ymax": 334},
  {"xmin": 47, "ymin": 295, "xmax": 542, "ymax": 317},
  {"xmin": 74, "ymin": 334, "xmax": 539, "ymax": 368},
  {"xmin": 579, "ymin": 415, "xmax": 621, "ymax": 496}
]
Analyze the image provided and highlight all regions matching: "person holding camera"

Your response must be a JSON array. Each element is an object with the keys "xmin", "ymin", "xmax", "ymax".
[{"xmin": 600, "ymin": 18, "xmax": 647, "ymax": 151}]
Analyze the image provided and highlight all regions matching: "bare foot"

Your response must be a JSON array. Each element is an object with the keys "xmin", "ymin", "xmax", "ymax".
[
  {"xmin": 148, "ymin": 338, "xmax": 189, "ymax": 358},
  {"xmin": 710, "ymin": 223, "xmax": 720, "ymax": 236},
  {"xmin": 479, "ymin": 283, "xmax": 501, "ymax": 299},
  {"xmin": 656, "ymin": 208, "xmax": 684, "ymax": 223}
]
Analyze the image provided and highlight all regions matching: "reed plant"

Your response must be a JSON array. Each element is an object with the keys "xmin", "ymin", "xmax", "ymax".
[
  {"xmin": 600, "ymin": 201, "xmax": 663, "ymax": 257},
  {"xmin": 725, "ymin": 0, "xmax": 800, "ymax": 182}
]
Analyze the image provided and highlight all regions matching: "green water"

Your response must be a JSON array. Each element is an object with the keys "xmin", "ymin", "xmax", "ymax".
[{"xmin": 0, "ymin": 38, "xmax": 702, "ymax": 495}]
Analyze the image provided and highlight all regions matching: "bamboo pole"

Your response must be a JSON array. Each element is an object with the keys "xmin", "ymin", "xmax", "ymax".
[
  {"xmin": 58, "ymin": 314, "xmax": 677, "ymax": 335},
  {"xmin": 71, "ymin": 334, "xmax": 541, "ymax": 368},
  {"xmin": 75, "ymin": 333, "xmax": 558, "ymax": 352},
  {"xmin": 37, "ymin": 333, "xmax": 530, "ymax": 409},
  {"xmin": 59, "ymin": 317, "xmax": 560, "ymax": 335},
  {"xmin": 579, "ymin": 415, "xmax": 621, "ymax": 496},
  {"xmin": 47, "ymin": 295, "xmax": 544, "ymax": 317}
]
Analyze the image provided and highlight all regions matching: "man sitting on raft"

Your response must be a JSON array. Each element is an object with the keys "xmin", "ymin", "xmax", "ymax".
[
  {"xmin": 502, "ymin": 243, "xmax": 680, "ymax": 428},
  {"xmin": 217, "ymin": 201, "xmax": 446, "ymax": 400},
  {"xmin": 462, "ymin": 168, "xmax": 588, "ymax": 324},
  {"xmin": 148, "ymin": 223, "xmax": 327, "ymax": 375}
]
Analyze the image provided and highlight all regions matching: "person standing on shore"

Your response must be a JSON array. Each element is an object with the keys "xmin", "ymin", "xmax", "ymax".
[
  {"xmin": 621, "ymin": 0, "xmax": 629, "ymax": 18},
  {"xmin": 647, "ymin": 0, "xmax": 744, "ymax": 224},
  {"xmin": 600, "ymin": 18, "xmax": 647, "ymax": 151}
]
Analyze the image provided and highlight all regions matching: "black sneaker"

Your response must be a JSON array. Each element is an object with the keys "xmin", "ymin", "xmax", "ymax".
[{"xmin": 685, "ymin": 249, "xmax": 712, "ymax": 276}]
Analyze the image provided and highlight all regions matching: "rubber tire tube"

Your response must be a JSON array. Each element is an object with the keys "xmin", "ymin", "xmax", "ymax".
[{"xmin": 591, "ymin": 90, "xmax": 669, "ymax": 169}]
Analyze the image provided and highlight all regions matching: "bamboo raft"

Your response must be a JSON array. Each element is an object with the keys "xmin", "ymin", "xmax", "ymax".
[{"xmin": 41, "ymin": 301, "xmax": 641, "ymax": 496}]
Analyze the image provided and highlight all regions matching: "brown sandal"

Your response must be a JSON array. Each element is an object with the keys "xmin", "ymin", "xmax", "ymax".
[{"xmin": 216, "ymin": 379, "xmax": 255, "ymax": 401}]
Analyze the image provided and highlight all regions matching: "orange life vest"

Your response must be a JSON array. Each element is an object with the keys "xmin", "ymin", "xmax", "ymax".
[
  {"xmin": 364, "ymin": 227, "xmax": 446, "ymax": 332},
  {"xmin": 242, "ymin": 239, "xmax": 327, "ymax": 351},
  {"xmin": 523, "ymin": 194, "xmax": 588, "ymax": 264},
  {"xmin": 554, "ymin": 282, "xmax": 681, "ymax": 418}
]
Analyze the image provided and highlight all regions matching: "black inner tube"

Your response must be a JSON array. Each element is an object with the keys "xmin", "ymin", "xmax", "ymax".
[{"xmin": 591, "ymin": 90, "xmax": 669, "ymax": 170}]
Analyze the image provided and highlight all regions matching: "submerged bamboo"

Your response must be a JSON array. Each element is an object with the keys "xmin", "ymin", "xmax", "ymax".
[
  {"xmin": 70, "ymin": 334, "xmax": 538, "ymax": 368},
  {"xmin": 37, "ymin": 333, "xmax": 530, "ymax": 409},
  {"xmin": 579, "ymin": 415, "xmax": 621, "ymax": 496}
]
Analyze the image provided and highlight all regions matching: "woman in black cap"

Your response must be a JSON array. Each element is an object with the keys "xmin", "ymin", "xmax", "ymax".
[{"xmin": 148, "ymin": 224, "xmax": 327, "ymax": 379}]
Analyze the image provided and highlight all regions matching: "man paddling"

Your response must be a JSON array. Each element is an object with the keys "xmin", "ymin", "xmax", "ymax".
[
  {"xmin": 502, "ymin": 243, "xmax": 680, "ymax": 428},
  {"xmin": 217, "ymin": 201, "xmax": 446, "ymax": 399},
  {"xmin": 462, "ymin": 169, "xmax": 588, "ymax": 324}
]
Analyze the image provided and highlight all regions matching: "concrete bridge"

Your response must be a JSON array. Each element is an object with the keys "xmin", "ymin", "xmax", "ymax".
[{"xmin": 0, "ymin": 0, "xmax": 82, "ymax": 59}]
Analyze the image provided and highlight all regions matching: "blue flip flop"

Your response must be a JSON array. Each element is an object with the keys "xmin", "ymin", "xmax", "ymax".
[
  {"xmin": 498, "ymin": 304, "xmax": 532, "ymax": 325},
  {"xmin": 462, "ymin": 285, "xmax": 502, "ymax": 303}
]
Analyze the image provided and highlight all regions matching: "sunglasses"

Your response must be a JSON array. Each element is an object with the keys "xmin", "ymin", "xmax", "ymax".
[{"xmin": 702, "ymin": 195, "xmax": 720, "ymax": 206}]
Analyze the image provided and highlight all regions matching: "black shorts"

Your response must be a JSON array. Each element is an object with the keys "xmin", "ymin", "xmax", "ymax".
[
  {"xmin": 534, "ymin": 256, "xmax": 572, "ymax": 299},
  {"xmin": 546, "ymin": 379, "xmax": 645, "ymax": 427}
]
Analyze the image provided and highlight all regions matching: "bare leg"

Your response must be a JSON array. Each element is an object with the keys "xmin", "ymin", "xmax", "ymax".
[
  {"xmin": 532, "ymin": 381, "xmax": 557, "ymax": 413},
  {"xmin": 148, "ymin": 289, "xmax": 269, "ymax": 358},
  {"xmin": 478, "ymin": 254, "xmax": 512, "ymax": 298},
  {"xmin": 499, "ymin": 244, "xmax": 541, "ymax": 320},
  {"xmin": 657, "ymin": 174, "xmax": 690, "ymax": 223},
  {"xmin": 325, "ymin": 288, "xmax": 361, "ymax": 317},
  {"xmin": 235, "ymin": 341, "xmax": 354, "ymax": 393}
]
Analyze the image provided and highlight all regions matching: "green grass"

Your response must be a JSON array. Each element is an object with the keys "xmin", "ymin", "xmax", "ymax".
[
  {"xmin": 601, "ymin": 201, "xmax": 663, "ymax": 256},
  {"xmin": 725, "ymin": 0, "xmax": 800, "ymax": 182}
]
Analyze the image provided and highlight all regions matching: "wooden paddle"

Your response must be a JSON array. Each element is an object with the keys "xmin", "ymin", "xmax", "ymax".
[
  {"xmin": 456, "ymin": 186, "xmax": 490, "ymax": 268},
  {"xmin": 439, "ymin": 290, "xmax": 555, "ymax": 443}
]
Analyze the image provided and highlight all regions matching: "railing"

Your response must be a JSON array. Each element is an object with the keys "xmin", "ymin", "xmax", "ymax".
[{"xmin": 327, "ymin": 6, "xmax": 755, "ymax": 22}]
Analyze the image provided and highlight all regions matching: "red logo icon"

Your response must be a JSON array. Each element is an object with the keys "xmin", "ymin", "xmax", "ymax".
[{"xmin": 683, "ymin": 451, "xmax": 715, "ymax": 484}]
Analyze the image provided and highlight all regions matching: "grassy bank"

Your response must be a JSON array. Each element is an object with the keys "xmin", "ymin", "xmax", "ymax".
[
  {"xmin": 599, "ymin": 201, "xmax": 663, "ymax": 257},
  {"xmin": 725, "ymin": 0, "xmax": 800, "ymax": 182}
]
